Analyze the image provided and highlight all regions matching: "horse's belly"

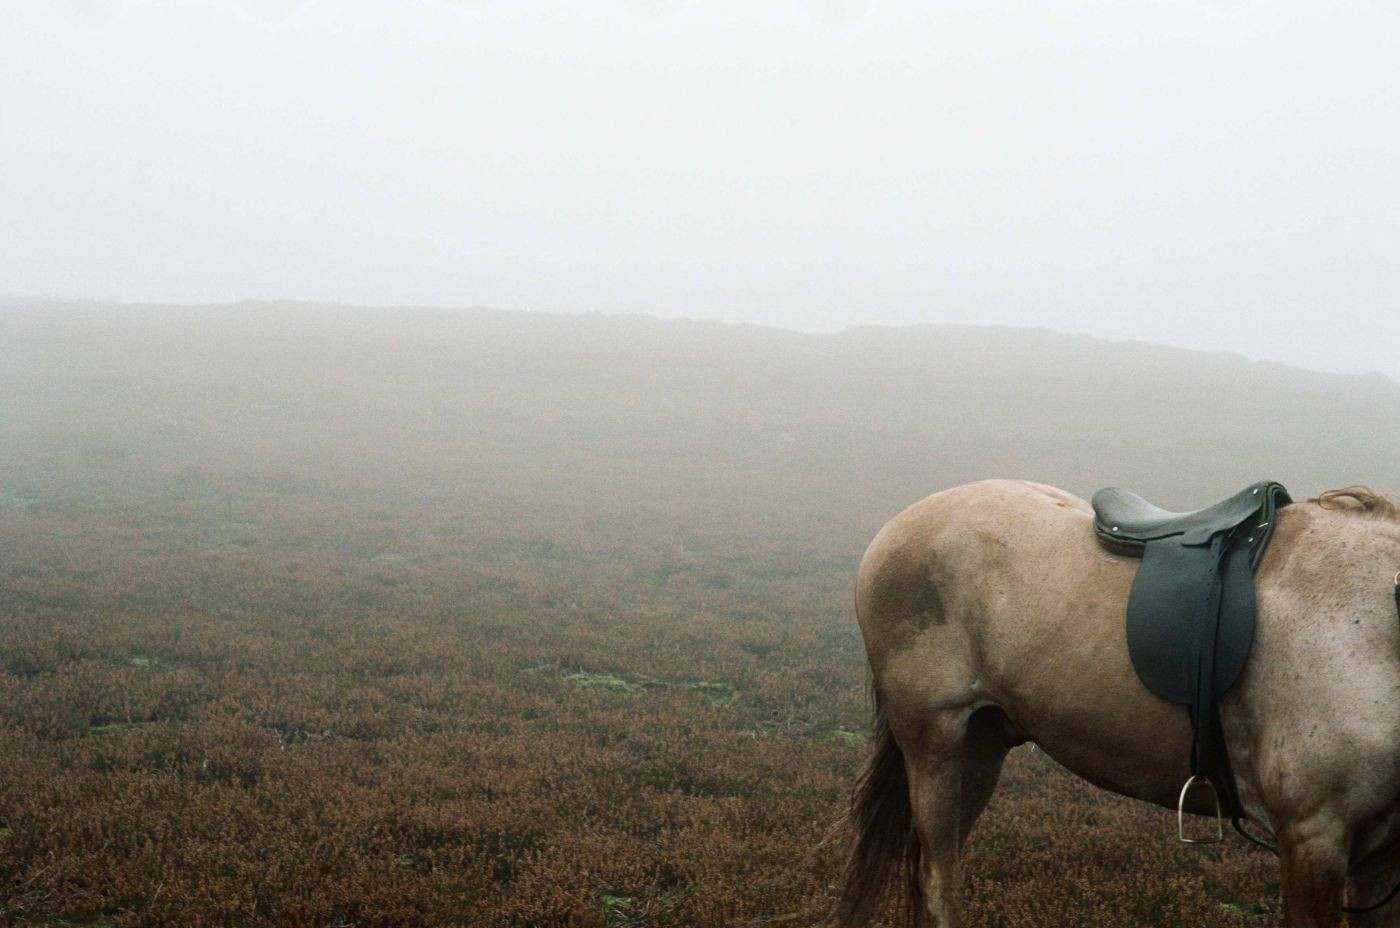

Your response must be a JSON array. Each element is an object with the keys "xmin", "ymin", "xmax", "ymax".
[
  {"xmin": 1008, "ymin": 696, "xmax": 1206, "ymax": 813},
  {"xmin": 955, "ymin": 493, "xmax": 1212, "ymax": 812}
]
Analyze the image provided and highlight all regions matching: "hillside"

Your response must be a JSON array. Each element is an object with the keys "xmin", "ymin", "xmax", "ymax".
[{"xmin": 3, "ymin": 301, "xmax": 1396, "ymax": 546}]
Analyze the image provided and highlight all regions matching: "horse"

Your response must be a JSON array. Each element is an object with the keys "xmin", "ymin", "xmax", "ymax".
[{"xmin": 830, "ymin": 480, "xmax": 1400, "ymax": 928}]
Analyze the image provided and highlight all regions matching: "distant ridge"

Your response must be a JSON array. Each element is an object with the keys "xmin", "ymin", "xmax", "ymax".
[
  {"xmin": 2, "ymin": 301, "xmax": 1397, "ymax": 539},
  {"xmin": 3, "ymin": 296, "xmax": 1393, "ymax": 385}
]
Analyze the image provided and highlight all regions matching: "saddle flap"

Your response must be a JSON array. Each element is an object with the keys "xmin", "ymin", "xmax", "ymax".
[{"xmin": 1126, "ymin": 536, "xmax": 1257, "ymax": 706}]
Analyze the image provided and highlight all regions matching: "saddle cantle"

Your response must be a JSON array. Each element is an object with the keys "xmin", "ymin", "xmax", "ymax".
[{"xmin": 1091, "ymin": 480, "xmax": 1292, "ymax": 833}]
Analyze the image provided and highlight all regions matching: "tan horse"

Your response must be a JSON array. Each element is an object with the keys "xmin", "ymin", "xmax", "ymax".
[{"xmin": 831, "ymin": 480, "xmax": 1400, "ymax": 928}]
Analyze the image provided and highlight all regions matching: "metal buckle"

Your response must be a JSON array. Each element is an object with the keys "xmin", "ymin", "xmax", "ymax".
[{"xmin": 1177, "ymin": 775, "xmax": 1225, "ymax": 844}]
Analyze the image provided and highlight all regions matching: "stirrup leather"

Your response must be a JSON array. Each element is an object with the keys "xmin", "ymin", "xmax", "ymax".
[{"xmin": 1177, "ymin": 775, "xmax": 1224, "ymax": 844}]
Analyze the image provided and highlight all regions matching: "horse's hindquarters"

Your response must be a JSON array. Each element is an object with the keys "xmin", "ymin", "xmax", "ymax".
[{"xmin": 859, "ymin": 480, "xmax": 1210, "ymax": 813}]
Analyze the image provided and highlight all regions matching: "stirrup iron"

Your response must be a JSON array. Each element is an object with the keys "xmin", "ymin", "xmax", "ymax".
[{"xmin": 1177, "ymin": 776, "xmax": 1224, "ymax": 844}]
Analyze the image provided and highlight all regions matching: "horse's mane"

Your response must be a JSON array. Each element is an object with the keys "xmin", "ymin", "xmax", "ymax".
[{"xmin": 1308, "ymin": 485, "xmax": 1399, "ymax": 519}]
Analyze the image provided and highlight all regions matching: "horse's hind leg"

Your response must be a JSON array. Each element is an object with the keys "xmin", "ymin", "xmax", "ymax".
[
  {"xmin": 900, "ymin": 717, "xmax": 963, "ymax": 928},
  {"xmin": 895, "ymin": 707, "xmax": 1010, "ymax": 928},
  {"xmin": 958, "ymin": 707, "xmax": 1014, "ymax": 838}
]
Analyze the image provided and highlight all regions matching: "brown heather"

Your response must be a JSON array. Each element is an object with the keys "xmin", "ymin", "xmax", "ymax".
[{"xmin": 4, "ymin": 304, "xmax": 1398, "ymax": 927}]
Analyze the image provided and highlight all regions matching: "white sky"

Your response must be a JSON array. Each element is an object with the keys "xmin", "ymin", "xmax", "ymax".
[{"xmin": 2, "ymin": 1, "xmax": 1398, "ymax": 377}]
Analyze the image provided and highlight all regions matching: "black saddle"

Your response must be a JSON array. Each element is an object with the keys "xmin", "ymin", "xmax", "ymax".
[{"xmin": 1092, "ymin": 480, "xmax": 1292, "ymax": 822}]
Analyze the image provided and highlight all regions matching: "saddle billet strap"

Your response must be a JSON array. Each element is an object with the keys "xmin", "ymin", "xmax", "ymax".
[{"xmin": 1189, "ymin": 532, "xmax": 1228, "ymax": 778}]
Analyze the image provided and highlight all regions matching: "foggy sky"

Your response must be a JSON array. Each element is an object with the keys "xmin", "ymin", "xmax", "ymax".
[{"xmin": 2, "ymin": 1, "xmax": 1398, "ymax": 378}]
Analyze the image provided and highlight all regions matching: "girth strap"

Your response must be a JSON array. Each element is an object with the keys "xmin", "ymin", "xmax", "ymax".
[{"xmin": 1192, "ymin": 533, "xmax": 1229, "ymax": 784}]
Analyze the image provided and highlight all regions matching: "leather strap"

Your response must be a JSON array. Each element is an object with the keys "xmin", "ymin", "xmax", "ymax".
[{"xmin": 1191, "ymin": 533, "xmax": 1227, "ymax": 779}]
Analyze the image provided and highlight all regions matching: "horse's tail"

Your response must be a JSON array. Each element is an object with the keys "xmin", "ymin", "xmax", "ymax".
[{"xmin": 828, "ymin": 695, "xmax": 922, "ymax": 928}]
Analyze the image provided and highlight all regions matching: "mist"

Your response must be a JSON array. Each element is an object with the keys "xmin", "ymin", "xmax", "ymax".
[{"xmin": 3, "ymin": 1, "xmax": 1399, "ymax": 377}]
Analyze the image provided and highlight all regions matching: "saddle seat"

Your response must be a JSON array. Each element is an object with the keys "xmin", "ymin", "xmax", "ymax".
[{"xmin": 1093, "ymin": 483, "xmax": 1284, "ymax": 554}]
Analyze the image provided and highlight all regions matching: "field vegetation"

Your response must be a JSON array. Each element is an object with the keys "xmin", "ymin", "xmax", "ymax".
[{"xmin": 2, "ymin": 304, "xmax": 1399, "ymax": 926}]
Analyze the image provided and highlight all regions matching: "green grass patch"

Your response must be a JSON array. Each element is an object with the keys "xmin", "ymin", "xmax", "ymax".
[
  {"xmin": 567, "ymin": 672, "xmax": 645, "ymax": 694},
  {"xmin": 88, "ymin": 721, "xmax": 157, "ymax": 735},
  {"xmin": 566, "ymin": 672, "xmax": 736, "ymax": 704},
  {"xmin": 675, "ymin": 680, "xmax": 736, "ymax": 705},
  {"xmin": 599, "ymin": 892, "xmax": 638, "ymax": 928},
  {"xmin": 813, "ymin": 728, "xmax": 865, "ymax": 748}
]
